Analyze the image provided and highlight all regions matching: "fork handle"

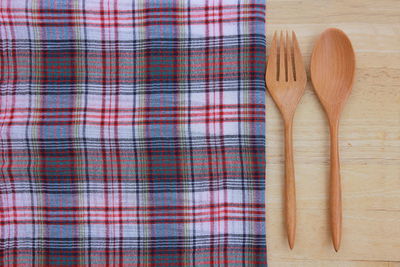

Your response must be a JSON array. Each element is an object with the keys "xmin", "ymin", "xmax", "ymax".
[
  {"xmin": 284, "ymin": 120, "xmax": 296, "ymax": 249},
  {"xmin": 329, "ymin": 119, "xmax": 342, "ymax": 252}
]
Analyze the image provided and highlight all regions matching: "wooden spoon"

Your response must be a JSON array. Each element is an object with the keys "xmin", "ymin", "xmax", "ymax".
[{"xmin": 310, "ymin": 28, "xmax": 355, "ymax": 251}]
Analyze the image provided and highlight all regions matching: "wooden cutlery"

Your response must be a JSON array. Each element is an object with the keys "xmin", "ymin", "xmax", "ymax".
[
  {"xmin": 266, "ymin": 28, "xmax": 355, "ymax": 251},
  {"xmin": 266, "ymin": 31, "xmax": 307, "ymax": 249},
  {"xmin": 311, "ymin": 28, "xmax": 355, "ymax": 251}
]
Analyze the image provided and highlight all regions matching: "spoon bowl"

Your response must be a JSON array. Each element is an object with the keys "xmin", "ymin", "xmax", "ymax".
[{"xmin": 311, "ymin": 28, "xmax": 355, "ymax": 117}]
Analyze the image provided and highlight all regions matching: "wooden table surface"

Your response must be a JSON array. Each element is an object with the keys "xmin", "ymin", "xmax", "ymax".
[{"xmin": 265, "ymin": 0, "xmax": 400, "ymax": 265}]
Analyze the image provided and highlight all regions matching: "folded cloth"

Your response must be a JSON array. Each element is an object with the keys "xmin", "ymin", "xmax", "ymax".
[{"xmin": 0, "ymin": 0, "xmax": 266, "ymax": 265}]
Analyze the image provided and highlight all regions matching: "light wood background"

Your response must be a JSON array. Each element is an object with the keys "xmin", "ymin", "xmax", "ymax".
[{"xmin": 265, "ymin": 0, "xmax": 400, "ymax": 266}]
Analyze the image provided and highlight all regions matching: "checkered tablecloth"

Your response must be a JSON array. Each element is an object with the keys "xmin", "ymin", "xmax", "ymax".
[{"xmin": 0, "ymin": 0, "xmax": 266, "ymax": 265}]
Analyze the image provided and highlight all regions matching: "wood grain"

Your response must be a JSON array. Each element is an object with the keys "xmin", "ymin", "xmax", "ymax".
[{"xmin": 265, "ymin": 0, "xmax": 400, "ymax": 265}]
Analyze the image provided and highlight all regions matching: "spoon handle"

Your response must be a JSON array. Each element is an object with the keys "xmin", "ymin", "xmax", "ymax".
[
  {"xmin": 284, "ymin": 120, "xmax": 296, "ymax": 249},
  {"xmin": 329, "ymin": 119, "xmax": 342, "ymax": 252}
]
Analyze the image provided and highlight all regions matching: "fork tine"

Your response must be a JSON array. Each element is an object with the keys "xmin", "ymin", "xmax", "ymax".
[
  {"xmin": 279, "ymin": 31, "xmax": 286, "ymax": 81},
  {"xmin": 266, "ymin": 31, "xmax": 278, "ymax": 82},
  {"xmin": 286, "ymin": 31, "xmax": 294, "ymax": 82},
  {"xmin": 292, "ymin": 31, "xmax": 306, "ymax": 81}
]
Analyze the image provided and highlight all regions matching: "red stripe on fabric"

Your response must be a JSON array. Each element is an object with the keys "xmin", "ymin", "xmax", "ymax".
[
  {"xmin": 3, "ymin": 10, "xmax": 265, "ymax": 21},
  {"xmin": 0, "ymin": 209, "xmax": 265, "ymax": 219},
  {"xmin": 0, "ymin": 216, "xmax": 265, "ymax": 224},
  {"xmin": 4, "ymin": 173, "xmax": 264, "ymax": 182},
  {"xmin": 1, "ymin": 4, "xmax": 265, "ymax": 14},
  {"xmin": 3, "ymin": 111, "xmax": 264, "ymax": 121},
  {"xmin": 0, "ymin": 203, "xmax": 264, "ymax": 212},
  {"xmin": 112, "ymin": 0, "xmax": 124, "ymax": 264},
  {"xmin": 205, "ymin": 2, "xmax": 215, "ymax": 265},
  {"xmin": 0, "ymin": 17, "xmax": 265, "ymax": 27},
  {"xmin": 11, "ymin": 49, "xmax": 264, "ymax": 58},
  {"xmin": 1, "ymin": 72, "xmax": 264, "ymax": 82},
  {"xmin": 4, "ymin": 246, "xmax": 266, "ymax": 254},
  {"xmin": 0, "ymin": 104, "xmax": 264, "ymax": 113},
  {"xmin": 2, "ymin": 117, "xmax": 264, "ymax": 125},
  {"xmin": 99, "ymin": 1, "xmax": 110, "ymax": 265},
  {"xmin": 6, "ymin": 148, "xmax": 264, "ymax": 157}
]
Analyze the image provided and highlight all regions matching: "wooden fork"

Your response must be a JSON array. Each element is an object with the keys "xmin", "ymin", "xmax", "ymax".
[{"xmin": 266, "ymin": 31, "xmax": 307, "ymax": 249}]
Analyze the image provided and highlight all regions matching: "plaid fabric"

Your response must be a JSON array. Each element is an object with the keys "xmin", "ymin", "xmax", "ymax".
[{"xmin": 0, "ymin": 0, "xmax": 266, "ymax": 265}]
